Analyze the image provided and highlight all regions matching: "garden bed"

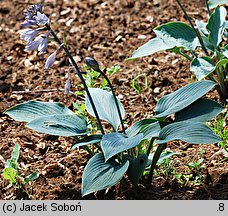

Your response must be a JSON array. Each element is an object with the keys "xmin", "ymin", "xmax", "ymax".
[{"xmin": 0, "ymin": 0, "xmax": 228, "ymax": 199}]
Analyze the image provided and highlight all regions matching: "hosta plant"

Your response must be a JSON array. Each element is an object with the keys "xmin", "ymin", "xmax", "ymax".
[
  {"xmin": 4, "ymin": 3, "xmax": 224, "ymax": 197},
  {"xmin": 129, "ymin": 0, "xmax": 228, "ymax": 103}
]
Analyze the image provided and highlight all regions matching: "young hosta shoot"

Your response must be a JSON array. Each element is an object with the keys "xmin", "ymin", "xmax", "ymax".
[{"xmin": 129, "ymin": 2, "xmax": 228, "ymax": 102}]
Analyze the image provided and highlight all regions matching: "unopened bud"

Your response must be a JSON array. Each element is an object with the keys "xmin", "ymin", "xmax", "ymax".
[{"xmin": 84, "ymin": 56, "xmax": 100, "ymax": 72}]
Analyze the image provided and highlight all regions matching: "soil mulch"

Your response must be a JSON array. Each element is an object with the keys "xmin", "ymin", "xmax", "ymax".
[{"xmin": 0, "ymin": 0, "xmax": 228, "ymax": 200}]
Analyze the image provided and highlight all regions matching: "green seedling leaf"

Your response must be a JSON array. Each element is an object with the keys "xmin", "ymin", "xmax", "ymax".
[
  {"xmin": 24, "ymin": 172, "xmax": 39, "ymax": 183},
  {"xmin": 156, "ymin": 121, "xmax": 221, "ymax": 144},
  {"xmin": 208, "ymin": 0, "xmax": 228, "ymax": 8},
  {"xmin": 190, "ymin": 56, "xmax": 216, "ymax": 80},
  {"xmin": 206, "ymin": 6, "xmax": 227, "ymax": 48},
  {"xmin": 71, "ymin": 134, "xmax": 102, "ymax": 149},
  {"xmin": 85, "ymin": 88, "xmax": 125, "ymax": 131},
  {"xmin": 4, "ymin": 101, "xmax": 73, "ymax": 122},
  {"xmin": 155, "ymin": 80, "xmax": 216, "ymax": 118},
  {"xmin": 126, "ymin": 154, "xmax": 148, "ymax": 187},
  {"xmin": 175, "ymin": 98, "xmax": 223, "ymax": 122},
  {"xmin": 9, "ymin": 143, "xmax": 20, "ymax": 165},
  {"xmin": 82, "ymin": 153, "xmax": 129, "ymax": 196},
  {"xmin": 3, "ymin": 168, "xmax": 17, "ymax": 184},
  {"xmin": 5, "ymin": 143, "xmax": 20, "ymax": 170},
  {"xmin": 129, "ymin": 22, "xmax": 198, "ymax": 60},
  {"xmin": 101, "ymin": 133, "xmax": 144, "ymax": 161},
  {"xmin": 26, "ymin": 114, "xmax": 88, "ymax": 136},
  {"xmin": 216, "ymin": 59, "xmax": 228, "ymax": 68},
  {"xmin": 126, "ymin": 119, "xmax": 157, "ymax": 137}
]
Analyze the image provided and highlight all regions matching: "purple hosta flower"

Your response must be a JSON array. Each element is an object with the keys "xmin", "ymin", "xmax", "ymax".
[
  {"xmin": 25, "ymin": 34, "xmax": 46, "ymax": 51},
  {"xmin": 45, "ymin": 45, "xmax": 63, "ymax": 69},
  {"xmin": 20, "ymin": 29, "xmax": 38, "ymax": 43},
  {"xmin": 38, "ymin": 31, "xmax": 50, "ymax": 52},
  {"xmin": 24, "ymin": 31, "xmax": 50, "ymax": 52},
  {"xmin": 21, "ymin": 20, "xmax": 38, "ymax": 28},
  {"xmin": 23, "ymin": 4, "xmax": 49, "ymax": 26},
  {"xmin": 35, "ymin": 12, "xmax": 49, "ymax": 25},
  {"xmin": 24, "ymin": 4, "xmax": 43, "ymax": 20}
]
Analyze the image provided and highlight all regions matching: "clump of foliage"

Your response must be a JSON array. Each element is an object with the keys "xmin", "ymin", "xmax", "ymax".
[
  {"xmin": 3, "ymin": 2, "xmax": 225, "ymax": 197},
  {"xmin": 129, "ymin": 0, "xmax": 228, "ymax": 103}
]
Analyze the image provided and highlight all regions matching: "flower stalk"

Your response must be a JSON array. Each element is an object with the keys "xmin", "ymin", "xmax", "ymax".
[
  {"xmin": 45, "ymin": 24, "xmax": 105, "ymax": 135},
  {"xmin": 84, "ymin": 57, "xmax": 126, "ymax": 134},
  {"xmin": 176, "ymin": 0, "xmax": 209, "ymax": 56}
]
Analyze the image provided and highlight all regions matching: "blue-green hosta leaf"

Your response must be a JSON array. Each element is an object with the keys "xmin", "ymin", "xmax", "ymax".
[
  {"xmin": 129, "ymin": 37, "xmax": 174, "ymax": 59},
  {"xmin": 195, "ymin": 20, "xmax": 209, "ymax": 36},
  {"xmin": 155, "ymin": 80, "xmax": 216, "ymax": 118},
  {"xmin": 175, "ymin": 98, "xmax": 223, "ymax": 122},
  {"xmin": 71, "ymin": 135, "xmax": 102, "ymax": 149},
  {"xmin": 4, "ymin": 101, "xmax": 73, "ymax": 122},
  {"xmin": 126, "ymin": 118, "xmax": 157, "ymax": 137},
  {"xmin": 190, "ymin": 56, "xmax": 216, "ymax": 80},
  {"xmin": 82, "ymin": 153, "xmax": 129, "ymax": 196},
  {"xmin": 85, "ymin": 88, "xmax": 125, "ymax": 131},
  {"xmin": 206, "ymin": 6, "xmax": 227, "ymax": 48},
  {"xmin": 156, "ymin": 121, "xmax": 221, "ymax": 144},
  {"xmin": 140, "ymin": 121, "xmax": 161, "ymax": 139},
  {"xmin": 126, "ymin": 154, "xmax": 148, "ymax": 187},
  {"xmin": 201, "ymin": 35, "xmax": 215, "ymax": 52},
  {"xmin": 26, "ymin": 114, "xmax": 88, "ymax": 136},
  {"xmin": 208, "ymin": 0, "xmax": 228, "ymax": 8},
  {"xmin": 101, "ymin": 133, "xmax": 144, "ymax": 161},
  {"xmin": 154, "ymin": 21, "xmax": 198, "ymax": 50},
  {"xmin": 129, "ymin": 22, "xmax": 198, "ymax": 60}
]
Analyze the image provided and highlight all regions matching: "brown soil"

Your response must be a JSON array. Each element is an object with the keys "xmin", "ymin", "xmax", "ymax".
[{"xmin": 0, "ymin": 0, "xmax": 228, "ymax": 200}]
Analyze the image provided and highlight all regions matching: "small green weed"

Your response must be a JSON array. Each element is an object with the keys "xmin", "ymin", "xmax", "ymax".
[{"xmin": 2, "ymin": 143, "xmax": 39, "ymax": 189}]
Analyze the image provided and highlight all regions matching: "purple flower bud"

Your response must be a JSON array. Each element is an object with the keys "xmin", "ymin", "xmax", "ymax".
[
  {"xmin": 24, "ymin": 4, "xmax": 43, "ymax": 20},
  {"xmin": 20, "ymin": 29, "xmax": 38, "ymax": 43},
  {"xmin": 44, "ymin": 45, "xmax": 62, "ymax": 69},
  {"xmin": 25, "ymin": 34, "xmax": 45, "ymax": 51},
  {"xmin": 35, "ymin": 12, "xmax": 49, "ymax": 25},
  {"xmin": 64, "ymin": 78, "xmax": 71, "ymax": 94},
  {"xmin": 84, "ymin": 56, "xmax": 101, "ymax": 72}
]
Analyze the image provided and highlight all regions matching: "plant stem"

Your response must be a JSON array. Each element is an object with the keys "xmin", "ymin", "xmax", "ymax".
[
  {"xmin": 83, "ymin": 146, "xmax": 95, "ymax": 157},
  {"xmin": 97, "ymin": 68, "xmax": 126, "ymax": 134},
  {"xmin": 147, "ymin": 143, "xmax": 166, "ymax": 184},
  {"xmin": 176, "ymin": 0, "xmax": 209, "ymax": 56},
  {"xmin": 204, "ymin": 0, "xmax": 211, "ymax": 16},
  {"xmin": 179, "ymin": 49, "xmax": 193, "ymax": 61},
  {"xmin": 46, "ymin": 24, "xmax": 105, "ymax": 135},
  {"xmin": 216, "ymin": 68, "xmax": 227, "ymax": 101},
  {"xmin": 146, "ymin": 137, "xmax": 156, "ymax": 156}
]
